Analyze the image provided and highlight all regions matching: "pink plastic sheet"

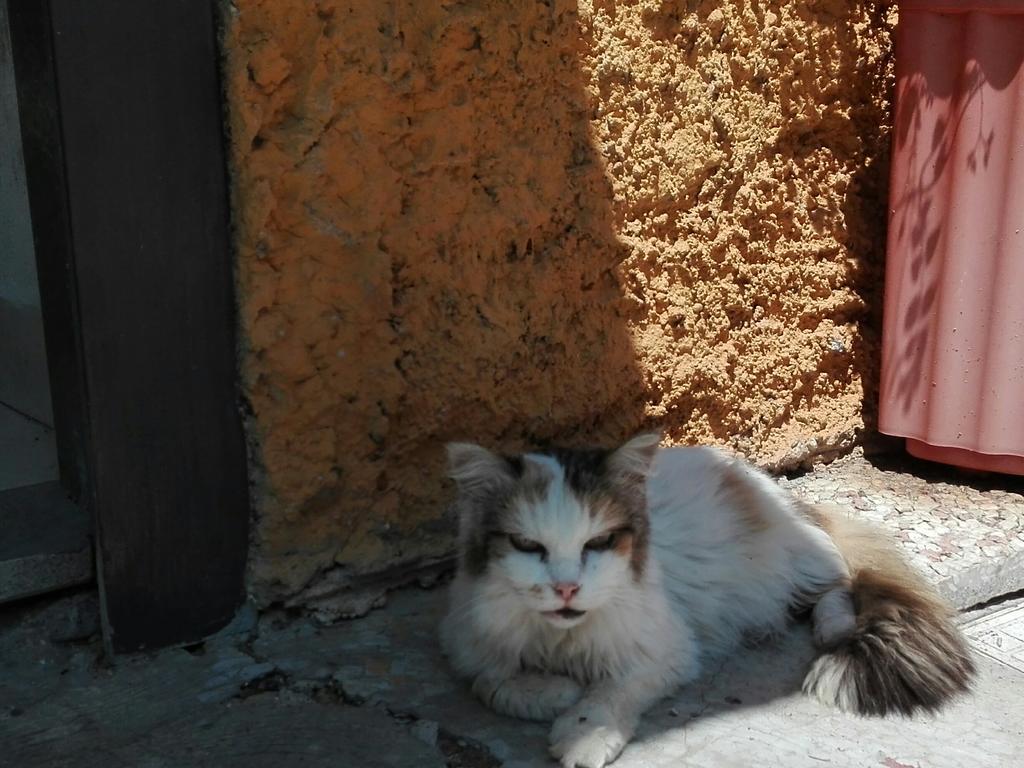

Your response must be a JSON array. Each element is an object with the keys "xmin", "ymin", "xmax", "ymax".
[{"xmin": 879, "ymin": 3, "xmax": 1024, "ymax": 475}]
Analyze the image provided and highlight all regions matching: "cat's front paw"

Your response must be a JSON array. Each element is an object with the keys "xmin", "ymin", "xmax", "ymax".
[
  {"xmin": 482, "ymin": 673, "xmax": 584, "ymax": 721},
  {"xmin": 534, "ymin": 675, "xmax": 586, "ymax": 718},
  {"xmin": 549, "ymin": 705, "xmax": 629, "ymax": 768}
]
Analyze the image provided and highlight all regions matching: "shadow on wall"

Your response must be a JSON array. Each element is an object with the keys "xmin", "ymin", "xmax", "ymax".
[
  {"xmin": 881, "ymin": 17, "xmax": 1024, "ymax": 417},
  {"xmin": 227, "ymin": 0, "xmax": 899, "ymax": 610},
  {"xmin": 227, "ymin": 1, "xmax": 648, "ymax": 607},
  {"xmin": 840, "ymin": 0, "xmax": 894, "ymax": 435},
  {"xmin": 756, "ymin": 0, "xmax": 895, "ymax": 443}
]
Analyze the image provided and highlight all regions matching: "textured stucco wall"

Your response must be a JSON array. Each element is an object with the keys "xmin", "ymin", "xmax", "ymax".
[{"xmin": 223, "ymin": 0, "xmax": 894, "ymax": 612}]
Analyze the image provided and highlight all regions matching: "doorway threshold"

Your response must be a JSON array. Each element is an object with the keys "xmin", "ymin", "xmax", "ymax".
[{"xmin": 0, "ymin": 482, "xmax": 92, "ymax": 603}]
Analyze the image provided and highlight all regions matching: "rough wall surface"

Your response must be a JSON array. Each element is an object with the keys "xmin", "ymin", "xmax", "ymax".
[{"xmin": 223, "ymin": 0, "xmax": 894, "ymax": 610}]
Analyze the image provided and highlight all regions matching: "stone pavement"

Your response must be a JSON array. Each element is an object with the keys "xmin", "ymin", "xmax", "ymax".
[
  {"xmin": 2, "ymin": 448, "xmax": 1024, "ymax": 767},
  {"xmin": 3, "ymin": 583, "xmax": 1024, "ymax": 768},
  {"xmin": 780, "ymin": 448, "xmax": 1024, "ymax": 609}
]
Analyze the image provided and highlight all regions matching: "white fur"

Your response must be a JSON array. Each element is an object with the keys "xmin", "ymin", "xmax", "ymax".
[
  {"xmin": 803, "ymin": 655, "xmax": 858, "ymax": 712},
  {"xmin": 648, "ymin": 449, "xmax": 848, "ymax": 658},
  {"xmin": 441, "ymin": 445, "xmax": 851, "ymax": 768}
]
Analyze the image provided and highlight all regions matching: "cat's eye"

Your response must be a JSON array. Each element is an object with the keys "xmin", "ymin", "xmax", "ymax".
[
  {"xmin": 508, "ymin": 534, "xmax": 546, "ymax": 555},
  {"xmin": 584, "ymin": 531, "xmax": 616, "ymax": 552}
]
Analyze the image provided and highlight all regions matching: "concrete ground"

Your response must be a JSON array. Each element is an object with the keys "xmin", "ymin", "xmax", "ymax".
[
  {"xmin": 2, "ymin": 449, "xmax": 1023, "ymax": 767},
  {"xmin": 0, "ymin": 402, "xmax": 57, "ymax": 492},
  {"xmin": 2, "ymin": 586, "xmax": 1023, "ymax": 768},
  {"xmin": 781, "ymin": 447, "xmax": 1024, "ymax": 609}
]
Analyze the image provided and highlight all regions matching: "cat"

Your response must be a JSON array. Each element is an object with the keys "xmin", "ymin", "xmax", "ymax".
[{"xmin": 439, "ymin": 433, "xmax": 975, "ymax": 768}]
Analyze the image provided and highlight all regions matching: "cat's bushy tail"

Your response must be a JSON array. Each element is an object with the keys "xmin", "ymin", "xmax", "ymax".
[{"xmin": 802, "ymin": 509, "xmax": 975, "ymax": 716}]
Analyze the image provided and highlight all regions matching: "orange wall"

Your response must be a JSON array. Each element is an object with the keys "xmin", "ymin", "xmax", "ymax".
[{"xmin": 223, "ymin": 0, "xmax": 894, "ymax": 612}]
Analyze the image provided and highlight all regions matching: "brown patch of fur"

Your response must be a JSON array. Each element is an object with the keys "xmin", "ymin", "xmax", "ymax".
[
  {"xmin": 804, "ymin": 508, "xmax": 975, "ymax": 715},
  {"xmin": 613, "ymin": 529, "xmax": 635, "ymax": 559},
  {"xmin": 793, "ymin": 498, "xmax": 829, "ymax": 530},
  {"xmin": 547, "ymin": 447, "xmax": 612, "ymax": 498},
  {"xmin": 825, "ymin": 569, "xmax": 973, "ymax": 715},
  {"xmin": 546, "ymin": 440, "xmax": 653, "ymax": 579},
  {"xmin": 718, "ymin": 462, "xmax": 772, "ymax": 534},
  {"xmin": 459, "ymin": 457, "xmax": 552, "ymax": 575},
  {"xmin": 455, "ymin": 441, "xmax": 654, "ymax": 580},
  {"xmin": 814, "ymin": 506, "xmax": 922, "ymax": 585},
  {"xmin": 624, "ymin": 521, "xmax": 647, "ymax": 578},
  {"xmin": 588, "ymin": 493, "xmax": 648, "ymax": 579},
  {"xmin": 851, "ymin": 566, "xmax": 946, "ymax": 618}
]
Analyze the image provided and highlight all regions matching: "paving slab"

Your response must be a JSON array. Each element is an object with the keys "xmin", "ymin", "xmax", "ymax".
[
  {"xmin": 780, "ymin": 448, "xmax": 1024, "ymax": 609},
  {"xmin": 0, "ymin": 482, "xmax": 92, "ymax": 604},
  {"xmin": 0, "ymin": 593, "xmax": 447, "ymax": 768},
  {"xmin": 964, "ymin": 597, "xmax": 1024, "ymax": 675}
]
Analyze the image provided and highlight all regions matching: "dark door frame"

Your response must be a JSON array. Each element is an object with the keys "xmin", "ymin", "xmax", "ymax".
[{"xmin": 7, "ymin": 0, "xmax": 250, "ymax": 653}]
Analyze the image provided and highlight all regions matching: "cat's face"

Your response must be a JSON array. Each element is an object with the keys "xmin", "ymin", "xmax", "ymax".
[{"xmin": 447, "ymin": 434, "xmax": 658, "ymax": 629}]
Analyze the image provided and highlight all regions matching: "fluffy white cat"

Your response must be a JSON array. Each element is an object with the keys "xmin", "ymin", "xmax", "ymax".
[{"xmin": 439, "ymin": 434, "xmax": 974, "ymax": 768}]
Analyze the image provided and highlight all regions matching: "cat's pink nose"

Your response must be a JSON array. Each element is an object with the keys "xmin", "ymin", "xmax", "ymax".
[{"xmin": 553, "ymin": 582, "xmax": 580, "ymax": 602}]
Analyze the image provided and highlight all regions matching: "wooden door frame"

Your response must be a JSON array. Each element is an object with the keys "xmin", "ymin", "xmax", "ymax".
[{"xmin": 7, "ymin": 0, "xmax": 250, "ymax": 653}]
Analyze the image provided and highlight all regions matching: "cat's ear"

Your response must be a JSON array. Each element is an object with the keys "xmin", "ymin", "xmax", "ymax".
[
  {"xmin": 446, "ymin": 442, "xmax": 517, "ymax": 498},
  {"xmin": 607, "ymin": 432, "xmax": 661, "ymax": 479}
]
